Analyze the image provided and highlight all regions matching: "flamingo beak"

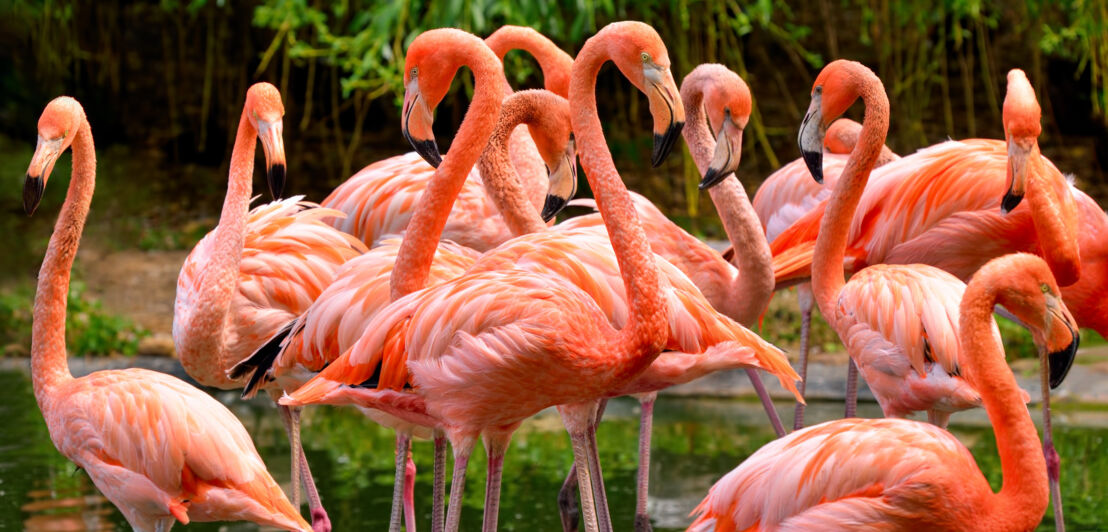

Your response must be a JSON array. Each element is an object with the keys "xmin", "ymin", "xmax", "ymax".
[
  {"xmin": 24, "ymin": 135, "xmax": 64, "ymax": 216},
  {"xmin": 1002, "ymin": 138, "xmax": 1032, "ymax": 213},
  {"xmin": 402, "ymin": 77, "xmax": 442, "ymax": 168},
  {"xmin": 644, "ymin": 64, "xmax": 685, "ymax": 167},
  {"xmin": 256, "ymin": 118, "xmax": 286, "ymax": 199},
  {"xmin": 541, "ymin": 136, "xmax": 578, "ymax": 222},
  {"xmin": 798, "ymin": 93, "xmax": 826, "ymax": 184},
  {"xmin": 699, "ymin": 118, "xmax": 744, "ymax": 190},
  {"xmin": 1044, "ymin": 294, "xmax": 1080, "ymax": 389}
]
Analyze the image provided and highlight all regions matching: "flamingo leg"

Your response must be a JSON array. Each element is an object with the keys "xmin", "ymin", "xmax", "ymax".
[
  {"xmin": 585, "ymin": 400, "xmax": 611, "ymax": 532},
  {"xmin": 432, "ymin": 429, "xmax": 447, "ymax": 532},
  {"xmin": 561, "ymin": 402, "xmax": 601, "ymax": 532},
  {"xmin": 926, "ymin": 409, "xmax": 951, "ymax": 429},
  {"xmin": 845, "ymin": 358, "xmax": 859, "ymax": 418},
  {"xmin": 793, "ymin": 286, "xmax": 814, "ymax": 430},
  {"xmin": 445, "ymin": 433, "xmax": 476, "ymax": 532},
  {"xmin": 276, "ymin": 404, "xmax": 302, "ymax": 509},
  {"xmin": 558, "ymin": 464, "xmax": 581, "ymax": 532},
  {"xmin": 404, "ymin": 448, "xmax": 417, "ymax": 532},
  {"xmin": 634, "ymin": 395, "xmax": 655, "ymax": 532},
  {"xmin": 747, "ymin": 369, "xmax": 785, "ymax": 437},
  {"xmin": 481, "ymin": 432, "xmax": 512, "ymax": 532},
  {"xmin": 288, "ymin": 409, "xmax": 332, "ymax": 532},
  {"xmin": 1041, "ymin": 348, "xmax": 1065, "ymax": 532},
  {"xmin": 390, "ymin": 433, "xmax": 412, "ymax": 532}
]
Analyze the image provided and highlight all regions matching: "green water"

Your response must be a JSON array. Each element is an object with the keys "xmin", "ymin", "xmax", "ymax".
[{"xmin": 1, "ymin": 369, "xmax": 1106, "ymax": 531}]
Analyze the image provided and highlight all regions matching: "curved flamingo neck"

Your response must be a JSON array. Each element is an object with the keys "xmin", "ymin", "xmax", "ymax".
[
  {"xmin": 390, "ymin": 40, "xmax": 506, "ymax": 300},
  {"xmin": 176, "ymin": 111, "xmax": 256, "ymax": 380},
  {"xmin": 32, "ymin": 117, "xmax": 94, "ymax": 412},
  {"xmin": 959, "ymin": 269, "xmax": 1048, "ymax": 529},
  {"xmin": 681, "ymin": 71, "xmax": 773, "ymax": 325},
  {"xmin": 570, "ymin": 34, "xmax": 667, "ymax": 373},
  {"xmin": 477, "ymin": 91, "xmax": 558, "ymax": 236},
  {"xmin": 811, "ymin": 78, "xmax": 890, "ymax": 327},
  {"xmin": 1026, "ymin": 150, "xmax": 1081, "ymax": 287},
  {"xmin": 485, "ymin": 27, "xmax": 572, "ymax": 98}
]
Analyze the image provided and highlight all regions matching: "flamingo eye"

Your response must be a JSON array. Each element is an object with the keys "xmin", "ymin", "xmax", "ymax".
[
  {"xmin": 640, "ymin": 52, "xmax": 650, "ymax": 63},
  {"xmin": 411, "ymin": 67, "xmax": 418, "ymax": 77},
  {"xmin": 1041, "ymin": 283, "xmax": 1050, "ymax": 294}
]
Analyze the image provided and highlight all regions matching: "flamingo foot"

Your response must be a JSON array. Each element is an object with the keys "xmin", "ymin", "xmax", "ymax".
[{"xmin": 311, "ymin": 507, "xmax": 332, "ymax": 532}]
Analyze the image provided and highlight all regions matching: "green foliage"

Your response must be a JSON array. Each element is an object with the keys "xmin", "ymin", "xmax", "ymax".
[{"xmin": 0, "ymin": 281, "xmax": 147, "ymax": 357}]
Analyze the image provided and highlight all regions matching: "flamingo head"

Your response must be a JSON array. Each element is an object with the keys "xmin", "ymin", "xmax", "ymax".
[
  {"xmin": 1001, "ymin": 69, "xmax": 1043, "ymax": 213},
  {"xmin": 986, "ymin": 254, "xmax": 1080, "ymax": 389},
  {"xmin": 245, "ymin": 82, "xmax": 287, "ymax": 199},
  {"xmin": 595, "ymin": 21, "xmax": 685, "ymax": 167},
  {"xmin": 509, "ymin": 90, "xmax": 578, "ymax": 222},
  {"xmin": 25, "ymin": 96, "xmax": 85, "ymax": 216},
  {"xmin": 685, "ymin": 65, "xmax": 752, "ymax": 190},
  {"xmin": 402, "ymin": 29, "xmax": 500, "ymax": 168},
  {"xmin": 798, "ymin": 60, "xmax": 880, "ymax": 183}
]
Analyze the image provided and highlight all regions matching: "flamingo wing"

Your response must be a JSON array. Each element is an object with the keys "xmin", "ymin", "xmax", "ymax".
[
  {"xmin": 688, "ymin": 418, "xmax": 981, "ymax": 532},
  {"xmin": 53, "ymin": 370, "xmax": 307, "ymax": 530},
  {"xmin": 322, "ymin": 152, "xmax": 514, "ymax": 251}
]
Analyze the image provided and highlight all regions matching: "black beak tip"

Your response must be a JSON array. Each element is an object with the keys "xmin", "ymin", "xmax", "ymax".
[
  {"xmin": 267, "ymin": 163, "xmax": 286, "ymax": 200},
  {"xmin": 411, "ymin": 139, "xmax": 442, "ymax": 169},
  {"xmin": 540, "ymin": 194, "xmax": 568, "ymax": 222},
  {"xmin": 23, "ymin": 174, "xmax": 43, "ymax": 216},
  {"xmin": 1048, "ymin": 329, "xmax": 1079, "ymax": 389},
  {"xmin": 1000, "ymin": 191, "xmax": 1024, "ymax": 214},
  {"xmin": 652, "ymin": 121, "xmax": 684, "ymax": 168},
  {"xmin": 801, "ymin": 149, "xmax": 824, "ymax": 184},
  {"xmin": 699, "ymin": 167, "xmax": 726, "ymax": 190}
]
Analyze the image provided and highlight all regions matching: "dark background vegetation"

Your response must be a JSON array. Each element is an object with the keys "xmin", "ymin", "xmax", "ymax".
[{"xmin": 1, "ymin": 0, "xmax": 1107, "ymax": 355}]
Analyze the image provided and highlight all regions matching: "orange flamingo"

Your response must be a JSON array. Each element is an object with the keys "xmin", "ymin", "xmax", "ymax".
[
  {"xmin": 173, "ymin": 83, "xmax": 364, "ymax": 531},
  {"xmin": 749, "ymin": 118, "xmax": 899, "ymax": 429},
  {"xmin": 551, "ymin": 63, "xmax": 785, "ymax": 529},
  {"xmin": 320, "ymin": 29, "xmax": 571, "ymax": 251},
  {"xmin": 688, "ymin": 252, "xmax": 1076, "ymax": 532},
  {"xmin": 284, "ymin": 22, "xmax": 801, "ymax": 532},
  {"xmin": 23, "ymin": 96, "xmax": 311, "ymax": 532},
  {"xmin": 485, "ymin": 25, "xmax": 573, "ymax": 98},
  {"xmin": 245, "ymin": 88, "xmax": 576, "ymax": 532}
]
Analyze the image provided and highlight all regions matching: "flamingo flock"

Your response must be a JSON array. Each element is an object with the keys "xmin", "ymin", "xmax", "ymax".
[{"xmin": 20, "ymin": 19, "xmax": 1094, "ymax": 532}]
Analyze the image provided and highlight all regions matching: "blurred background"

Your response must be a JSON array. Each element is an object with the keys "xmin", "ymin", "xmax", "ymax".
[{"xmin": 2, "ymin": 2, "xmax": 1108, "ymax": 530}]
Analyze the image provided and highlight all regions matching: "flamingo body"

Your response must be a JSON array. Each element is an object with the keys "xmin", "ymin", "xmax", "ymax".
[{"xmin": 46, "ymin": 369, "xmax": 309, "ymax": 531}]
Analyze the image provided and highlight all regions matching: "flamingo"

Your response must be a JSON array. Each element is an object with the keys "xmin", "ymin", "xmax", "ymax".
[
  {"xmin": 687, "ymin": 252, "xmax": 1078, "ymax": 532},
  {"xmin": 551, "ymin": 63, "xmax": 786, "ymax": 530},
  {"xmin": 320, "ymin": 28, "xmax": 572, "ymax": 251},
  {"xmin": 22, "ymin": 96, "xmax": 311, "ymax": 532},
  {"xmin": 172, "ymin": 83, "xmax": 364, "ymax": 531},
  {"xmin": 748, "ymin": 118, "xmax": 899, "ymax": 430},
  {"xmin": 242, "ymin": 87, "xmax": 576, "ymax": 532},
  {"xmin": 283, "ymin": 22, "xmax": 800, "ymax": 532}
]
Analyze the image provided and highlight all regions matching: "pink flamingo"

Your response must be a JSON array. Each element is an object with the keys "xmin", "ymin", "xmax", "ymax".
[
  {"xmin": 245, "ymin": 87, "xmax": 576, "ymax": 532},
  {"xmin": 173, "ymin": 83, "xmax": 364, "ymax": 531},
  {"xmin": 284, "ymin": 22, "xmax": 800, "ymax": 532},
  {"xmin": 552, "ymin": 63, "xmax": 786, "ymax": 529},
  {"xmin": 485, "ymin": 25, "xmax": 573, "ymax": 98},
  {"xmin": 320, "ymin": 29, "xmax": 571, "ymax": 251},
  {"xmin": 748, "ymin": 118, "xmax": 899, "ymax": 429},
  {"xmin": 688, "ymin": 253, "xmax": 1077, "ymax": 532},
  {"xmin": 23, "ymin": 96, "xmax": 311, "ymax": 532}
]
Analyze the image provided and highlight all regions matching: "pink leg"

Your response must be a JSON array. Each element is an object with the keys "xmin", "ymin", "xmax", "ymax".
[
  {"xmin": 845, "ymin": 358, "xmax": 859, "ymax": 418},
  {"xmin": 276, "ymin": 405, "xmax": 302, "ymax": 508},
  {"xmin": 404, "ymin": 449, "xmax": 417, "ymax": 532},
  {"xmin": 445, "ymin": 433, "xmax": 476, "ymax": 532},
  {"xmin": 558, "ymin": 464, "xmax": 580, "ymax": 532},
  {"xmin": 634, "ymin": 396, "xmax": 654, "ymax": 532},
  {"xmin": 747, "ymin": 369, "xmax": 785, "ymax": 437},
  {"xmin": 390, "ymin": 432, "xmax": 412, "ymax": 532},
  {"xmin": 585, "ymin": 400, "xmax": 611, "ymax": 532},
  {"xmin": 1041, "ymin": 350, "xmax": 1065, "ymax": 531},
  {"xmin": 278, "ymin": 405, "xmax": 331, "ymax": 532},
  {"xmin": 481, "ymin": 432, "xmax": 512, "ymax": 532},
  {"xmin": 432, "ymin": 429, "xmax": 447, "ymax": 532},
  {"xmin": 793, "ymin": 286, "xmax": 813, "ymax": 430}
]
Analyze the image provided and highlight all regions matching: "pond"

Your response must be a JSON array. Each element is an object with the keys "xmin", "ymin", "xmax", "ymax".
[{"xmin": 1, "ymin": 368, "xmax": 1105, "ymax": 531}]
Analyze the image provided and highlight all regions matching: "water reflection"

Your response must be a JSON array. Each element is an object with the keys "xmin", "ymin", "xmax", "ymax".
[{"xmin": 2, "ymin": 370, "xmax": 1105, "ymax": 530}]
